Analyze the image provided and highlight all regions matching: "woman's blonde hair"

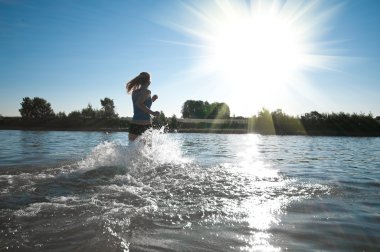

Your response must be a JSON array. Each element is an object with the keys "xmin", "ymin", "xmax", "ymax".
[{"xmin": 126, "ymin": 72, "xmax": 150, "ymax": 94}]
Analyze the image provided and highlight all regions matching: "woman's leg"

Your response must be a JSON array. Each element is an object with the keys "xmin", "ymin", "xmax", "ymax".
[
  {"xmin": 128, "ymin": 133, "xmax": 138, "ymax": 141},
  {"xmin": 129, "ymin": 123, "xmax": 152, "ymax": 142}
]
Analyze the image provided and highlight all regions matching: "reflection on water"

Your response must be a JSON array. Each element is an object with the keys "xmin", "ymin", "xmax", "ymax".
[
  {"xmin": 232, "ymin": 134, "xmax": 284, "ymax": 251},
  {"xmin": 0, "ymin": 131, "xmax": 379, "ymax": 251}
]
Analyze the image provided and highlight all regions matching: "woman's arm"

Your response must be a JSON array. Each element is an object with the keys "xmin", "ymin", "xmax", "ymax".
[{"xmin": 136, "ymin": 90, "xmax": 159, "ymax": 116}]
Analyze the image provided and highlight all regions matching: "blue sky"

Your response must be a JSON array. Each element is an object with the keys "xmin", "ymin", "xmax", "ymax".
[{"xmin": 1, "ymin": 0, "xmax": 380, "ymax": 118}]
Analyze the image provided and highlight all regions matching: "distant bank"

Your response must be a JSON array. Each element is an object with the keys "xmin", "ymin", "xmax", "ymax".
[
  {"xmin": 5, "ymin": 97, "xmax": 380, "ymax": 136},
  {"xmin": 1, "ymin": 115, "xmax": 380, "ymax": 136}
]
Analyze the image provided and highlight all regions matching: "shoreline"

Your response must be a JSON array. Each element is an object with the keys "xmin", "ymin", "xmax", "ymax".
[
  {"xmin": 1, "ymin": 126, "xmax": 380, "ymax": 137},
  {"xmin": 0, "ymin": 126, "xmax": 128, "ymax": 133}
]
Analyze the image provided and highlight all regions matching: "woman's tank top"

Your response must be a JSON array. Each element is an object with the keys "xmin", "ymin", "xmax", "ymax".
[{"xmin": 132, "ymin": 90, "xmax": 152, "ymax": 121}]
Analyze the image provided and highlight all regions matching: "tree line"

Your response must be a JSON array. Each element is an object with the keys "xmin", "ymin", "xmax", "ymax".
[
  {"xmin": 0, "ymin": 96, "xmax": 125, "ymax": 131},
  {"xmin": 0, "ymin": 97, "xmax": 379, "ymax": 136},
  {"xmin": 255, "ymin": 108, "xmax": 380, "ymax": 136},
  {"xmin": 19, "ymin": 97, "xmax": 118, "ymax": 120},
  {"xmin": 178, "ymin": 107, "xmax": 380, "ymax": 136},
  {"xmin": 0, "ymin": 96, "xmax": 174, "ymax": 131}
]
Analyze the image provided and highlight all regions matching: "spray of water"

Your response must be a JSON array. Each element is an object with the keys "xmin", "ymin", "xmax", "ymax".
[{"xmin": 74, "ymin": 129, "xmax": 191, "ymax": 176}]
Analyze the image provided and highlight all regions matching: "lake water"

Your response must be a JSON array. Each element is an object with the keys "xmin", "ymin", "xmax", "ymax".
[{"xmin": 0, "ymin": 130, "xmax": 379, "ymax": 251}]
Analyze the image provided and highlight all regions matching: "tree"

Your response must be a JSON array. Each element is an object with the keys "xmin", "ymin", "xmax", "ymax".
[
  {"xmin": 271, "ymin": 109, "xmax": 304, "ymax": 134},
  {"xmin": 68, "ymin": 110, "xmax": 82, "ymax": 119},
  {"xmin": 152, "ymin": 111, "xmax": 167, "ymax": 129},
  {"xmin": 81, "ymin": 104, "xmax": 96, "ymax": 119},
  {"xmin": 19, "ymin": 97, "xmax": 55, "ymax": 119},
  {"xmin": 207, "ymin": 102, "xmax": 230, "ymax": 119},
  {"xmin": 56, "ymin": 112, "xmax": 67, "ymax": 118},
  {"xmin": 181, "ymin": 101, "xmax": 190, "ymax": 118},
  {"xmin": 302, "ymin": 111, "xmax": 326, "ymax": 121},
  {"xmin": 182, "ymin": 100, "xmax": 207, "ymax": 118},
  {"xmin": 19, "ymin": 97, "xmax": 33, "ymax": 118},
  {"xmin": 181, "ymin": 100, "xmax": 230, "ymax": 119},
  {"xmin": 100, "ymin": 98, "xmax": 117, "ymax": 119},
  {"xmin": 255, "ymin": 108, "xmax": 275, "ymax": 134},
  {"xmin": 168, "ymin": 114, "xmax": 179, "ymax": 131}
]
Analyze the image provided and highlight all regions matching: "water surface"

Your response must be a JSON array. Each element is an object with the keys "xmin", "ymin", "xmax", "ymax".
[{"xmin": 0, "ymin": 130, "xmax": 379, "ymax": 251}]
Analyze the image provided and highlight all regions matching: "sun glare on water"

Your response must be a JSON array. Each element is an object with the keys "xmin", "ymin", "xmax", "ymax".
[{"xmin": 164, "ymin": 0, "xmax": 343, "ymax": 114}]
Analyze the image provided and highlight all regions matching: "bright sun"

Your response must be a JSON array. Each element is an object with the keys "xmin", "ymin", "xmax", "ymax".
[
  {"xmin": 164, "ymin": 0, "xmax": 342, "ymax": 115},
  {"xmin": 207, "ymin": 6, "xmax": 304, "ymax": 90}
]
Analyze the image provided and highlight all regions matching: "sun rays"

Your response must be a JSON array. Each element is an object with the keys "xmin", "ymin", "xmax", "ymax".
[{"xmin": 160, "ymin": 0, "xmax": 346, "ymax": 116}]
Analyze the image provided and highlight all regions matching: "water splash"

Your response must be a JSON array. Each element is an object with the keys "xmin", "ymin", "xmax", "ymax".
[{"xmin": 74, "ymin": 129, "xmax": 191, "ymax": 176}]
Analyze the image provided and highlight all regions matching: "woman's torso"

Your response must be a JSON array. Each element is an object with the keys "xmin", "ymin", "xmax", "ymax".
[{"xmin": 132, "ymin": 89, "xmax": 152, "ymax": 125}]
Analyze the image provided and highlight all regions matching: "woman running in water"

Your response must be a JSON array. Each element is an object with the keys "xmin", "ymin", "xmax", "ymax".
[{"xmin": 126, "ymin": 72, "xmax": 160, "ymax": 141}]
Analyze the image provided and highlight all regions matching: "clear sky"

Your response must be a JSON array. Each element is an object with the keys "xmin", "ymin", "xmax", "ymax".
[{"xmin": 1, "ymin": 0, "xmax": 380, "ymax": 118}]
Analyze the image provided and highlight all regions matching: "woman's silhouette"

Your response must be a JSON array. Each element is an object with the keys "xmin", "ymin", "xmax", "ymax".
[{"xmin": 126, "ymin": 72, "xmax": 160, "ymax": 141}]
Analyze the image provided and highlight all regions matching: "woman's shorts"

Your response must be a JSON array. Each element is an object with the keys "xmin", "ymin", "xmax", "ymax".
[{"xmin": 129, "ymin": 123, "xmax": 152, "ymax": 136}]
